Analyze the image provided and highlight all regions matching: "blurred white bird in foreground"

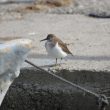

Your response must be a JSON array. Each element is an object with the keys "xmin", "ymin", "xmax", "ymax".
[{"xmin": 0, "ymin": 39, "xmax": 33, "ymax": 106}]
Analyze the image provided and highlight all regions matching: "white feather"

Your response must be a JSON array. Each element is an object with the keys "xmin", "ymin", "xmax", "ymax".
[{"xmin": 45, "ymin": 41, "xmax": 67, "ymax": 58}]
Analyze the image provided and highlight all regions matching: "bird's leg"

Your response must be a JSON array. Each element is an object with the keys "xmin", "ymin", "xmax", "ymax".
[
  {"xmin": 56, "ymin": 58, "xmax": 57, "ymax": 65},
  {"xmin": 0, "ymin": 89, "xmax": 2, "ymax": 94},
  {"xmin": 60, "ymin": 58, "xmax": 63, "ymax": 64}
]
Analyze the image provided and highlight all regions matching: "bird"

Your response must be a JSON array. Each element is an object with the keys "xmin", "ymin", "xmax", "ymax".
[{"xmin": 40, "ymin": 34, "xmax": 73, "ymax": 64}]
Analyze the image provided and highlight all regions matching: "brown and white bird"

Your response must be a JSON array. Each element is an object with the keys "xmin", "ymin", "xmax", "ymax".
[{"xmin": 40, "ymin": 34, "xmax": 73, "ymax": 64}]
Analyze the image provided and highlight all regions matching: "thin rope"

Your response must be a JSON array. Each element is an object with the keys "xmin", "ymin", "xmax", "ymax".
[{"xmin": 25, "ymin": 59, "xmax": 109, "ymax": 105}]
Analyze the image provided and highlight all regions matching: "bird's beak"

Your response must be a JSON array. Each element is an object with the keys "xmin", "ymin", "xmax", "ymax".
[{"xmin": 40, "ymin": 38, "xmax": 47, "ymax": 42}]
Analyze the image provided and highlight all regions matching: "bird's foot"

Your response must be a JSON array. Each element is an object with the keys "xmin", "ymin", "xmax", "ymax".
[{"xmin": 55, "ymin": 63, "xmax": 61, "ymax": 66}]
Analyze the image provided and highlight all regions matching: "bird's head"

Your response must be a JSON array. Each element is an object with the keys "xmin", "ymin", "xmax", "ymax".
[{"xmin": 40, "ymin": 34, "xmax": 55, "ymax": 42}]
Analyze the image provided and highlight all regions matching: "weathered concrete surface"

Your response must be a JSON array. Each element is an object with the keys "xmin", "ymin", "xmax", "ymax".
[
  {"xmin": 0, "ymin": 68, "xmax": 110, "ymax": 110},
  {"xmin": 0, "ymin": 14, "xmax": 110, "ymax": 71}
]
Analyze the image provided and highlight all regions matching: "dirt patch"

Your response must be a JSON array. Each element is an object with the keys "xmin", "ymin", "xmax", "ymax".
[
  {"xmin": 24, "ymin": 4, "xmax": 49, "ymax": 12},
  {"xmin": 37, "ymin": 0, "xmax": 72, "ymax": 7},
  {"xmin": 15, "ymin": 0, "xmax": 73, "ymax": 13}
]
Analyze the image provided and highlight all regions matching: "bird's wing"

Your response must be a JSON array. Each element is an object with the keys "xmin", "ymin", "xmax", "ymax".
[{"xmin": 55, "ymin": 37, "xmax": 73, "ymax": 55}]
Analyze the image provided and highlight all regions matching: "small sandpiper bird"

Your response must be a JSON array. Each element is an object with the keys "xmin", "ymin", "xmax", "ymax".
[{"xmin": 40, "ymin": 34, "xmax": 73, "ymax": 64}]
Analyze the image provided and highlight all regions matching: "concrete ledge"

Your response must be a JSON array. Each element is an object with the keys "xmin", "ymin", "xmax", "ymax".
[{"xmin": 0, "ymin": 68, "xmax": 110, "ymax": 110}]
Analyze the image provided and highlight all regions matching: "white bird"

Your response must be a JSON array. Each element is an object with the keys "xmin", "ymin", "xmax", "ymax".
[{"xmin": 0, "ymin": 39, "xmax": 33, "ymax": 106}]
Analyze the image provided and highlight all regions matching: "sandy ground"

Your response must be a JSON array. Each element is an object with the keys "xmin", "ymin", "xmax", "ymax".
[{"xmin": 0, "ymin": 13, "xmax": 110, "ymax": 71}]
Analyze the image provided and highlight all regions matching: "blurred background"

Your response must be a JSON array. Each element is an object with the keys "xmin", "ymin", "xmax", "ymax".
[{"xmin": 0, "ymin": 0, "xmax": 110, "ymax": 18}]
